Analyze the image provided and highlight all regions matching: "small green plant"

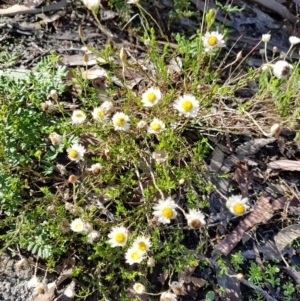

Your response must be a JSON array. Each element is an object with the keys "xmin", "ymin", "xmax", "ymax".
[
  {"xmin": 248, "ymin": 262, "xmax": 263, "ymax": 285},
  {"xmin": 230, "ymin": 251, "xmax": 244, "ymax": 271},
  {"xmin": 265, "ymin": 263, "xmax": 280, "ymax": 287},
  {"xmin": 283, "ymin": 282, "xmax": 295, "ymax": 300}
]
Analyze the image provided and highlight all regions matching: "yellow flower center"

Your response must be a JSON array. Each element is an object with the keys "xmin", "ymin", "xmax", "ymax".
[
  {"xmin": 69, "ymin": 150, "xmax": 78, "ymax": 159},
  {"xmin": 233, "ymin": 203, "xmax": 245, "ymax": 215},
  {"xmin": 130, "ymin": 251, "xmax": 141, "ymax": 261},
  {"xmin": 116, "ymin": 117, "xmax": 125, "ymax": 126},
  {"xmin": 137, "ymin": 241, "xmax": 147, "ymax": 252},
  {"xmin": 207, "ymin": 35, "xmax": 218, "ymax": 46},
  {"xmin": 162, "ymin": 207, "xmax": 173, "ymax": 219},
  {"xmin": 75, "ymin": 113, "xmax": 83, "ymax": 118},
  {"xmin": 181, "ymin": 100, "xmax": 193, "ymax": 112},
  {"xmin": 146, "ymin": 92, "xmax": 156, "ymax": 103},
  {"xmin": 74, "ymin": 222, "xmax": 83, "ymax": 231},
  {"xmin": 162, "ymin": 298, "xmax": 171, "ymax": 301},
  {"xmin": 115, "ymin": 232, "xmax": 126, "ymax": 243},
  {"xmin": 135, "ymin": 284, "xmax": 143, "ymax": 292},
  {"xmin": 151, "ymin": 122, "xmax": 161, "ymax": 132},
  {"xmin": 97, "ymin": 109, "xmax": 105, "ymax": 118},
  {"xmin": 191, "ymin": 219, "xmax": 201, "ymax": 229}
]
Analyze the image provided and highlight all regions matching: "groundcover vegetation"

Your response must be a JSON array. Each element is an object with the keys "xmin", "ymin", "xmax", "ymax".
[{"xmin": 0, "ymin": 0, "xmax": 300, "ymax": 300}]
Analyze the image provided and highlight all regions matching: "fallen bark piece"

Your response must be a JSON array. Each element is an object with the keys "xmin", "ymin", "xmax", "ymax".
[
  {"xmin": 214, "ymin": 195, "xmax": 274, "ymax": 256},
  {"xmin": 284, "ymin": 266, "xmax": 300, "ymax": 286},
  {"xmin": 0, "ymin": 0, "xmax": 67, "ymax": 15},
  {"xmin": 252, "ymin": 0, "xmax": 297, "ymax": 23},
  {"xmin": 274, "ymin": 224, "xmax": 300, "ymax": 254},
  {"xmin": 267, "ymin": 160, "xmax": 300, "ymax": 171},
  {"xmin": 235, "ymin": 138, "xmax": 276, "ymax": 156}
]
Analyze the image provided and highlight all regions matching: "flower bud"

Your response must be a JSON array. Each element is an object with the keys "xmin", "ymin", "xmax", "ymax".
[
  {"xmin": 119, "ymin": 47, "xmax": 127, "ymax": 63},
  {"xmin": 270, "ymin": 123, "xmax": 281, "ymax": 136},
  {"xmin": 262, "ymin": 33, "xmax": 271, "ymax": 43},
  {"xmin": 68, "ymin": 175, "xmax": 78, "ymax": 183},
  {"xmin": 83, "ymin": 53, "xmax": 89, "ymax": 63},
  {"xmin": 78, "ymin": 26, "xmax": 84, "ymax": 40},
  {"xmin": 82, "ymin": 0, "xmax": 100, "ymax": 11},
  {"xmin": 147, "ymin": 257, "xmax": 156, "ymax": 267},
  {"xmin": 236, "ymin": 51, "xmax": 242, "ymax": 61},
  {"xmin": 236, "ymin": 273, "xmax": 244, "ymax": 281},
  {"xmin": 50, "ymin": 90, "xmax": 58, "ymax": 101},
  {"xmin": 179, "ymin": 178, "xmax": 185, "ymax": 185}
]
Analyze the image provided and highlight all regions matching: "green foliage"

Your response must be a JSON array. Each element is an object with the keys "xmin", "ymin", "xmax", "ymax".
[
  {"xmin": 1, "ymin": 2, "xmax": 300, "ymax": 300},
  {"xmin": 230, "ymin": 251, "xmax": 244, "ymax": 271},
  {"xmin": 248, "ymin": 262, "xmax": 263, "ymax": 284}
]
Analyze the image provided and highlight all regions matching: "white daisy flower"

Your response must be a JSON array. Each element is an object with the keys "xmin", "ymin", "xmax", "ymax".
[
  {"xmin": 70, "ymin": 218, "xmax": 85, "ymax": 232},
  {"xmin": 289, "ymin": 36, "xmax": 300, "ymax": 46},
  {"xmin": 92, "ymin": 101, "xmax": 113, "ymax": 122},
  {"xmin": 141, "ymin": 87, "xmax": 162, "ymax": 107},
  {"xmin": 112, "ymin": 112, "xmax": 130, "ymax": 131},
  {"xmin": 108, "ymin": 226, "xmax": 128, "ymax": 247},
  {"xmin": 67, "ymin": 143, "xmax": 86, "ymax": 162},
  {"xmin": 152, "ymin": 197, "xmax": 177, "ymax": 224},
  {"xmin": 88, "ymin": 163, "xmax": 103, "ymax": 174},
  {"xmin": 160, "ymin": 291, "xmax": 177, "ymax": 301},
  {"xmin": 82, "ymin": 0, "xmax": 100, "ymax": 11},
  {"xmin": 133, "ymin": 283, "xmax": 146, "ymax": 294},
  {"xmin": 132, "ymin": 236, "xmax": 152, "ymax": 253},
  {"xmin": 272, "ymin": 60, "xmax": 293, "ymax": 79},
  {"xmin": 92, "ymin": 107, "xmax": 108, "ymax": 122},
  {"xmin": 71, "ymin": 110, "xmax": 86, "ymax": 124},
  {"xmin": 186, "ymin": 209, "xmax": 206, "ymax": 229},
  {"xmin": 49, "ymin": 132, "xmax": 63, "ymax": 145},
  {"xmin": 173, "ymin": 94, "xmax": 199, "ymax": 118},
  {"xmin": 87, "ymin": 230, "xmax": 101, "ymax": 244},
  {"xmin": 202, "ymin": 31, "xmax": 225, "ymax": 51},
  {"xmin": 262, "ymin": 34, "xmax": 271, "ymax": 43},
  {"xmin": 148, "ymin": 118, "xmax": 166, "ymax": 134},
  {"xmin": 125, "ymin": 247, "xmax": 146, "ymax": 265},
  {"xmin": 226, "ymin": 195, "xmax": 250, "ymax": 216}
]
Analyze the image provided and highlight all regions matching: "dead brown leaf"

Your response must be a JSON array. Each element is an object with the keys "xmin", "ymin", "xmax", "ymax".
[
  {"xmin": 62, "ymin": 54, "xmax": 108, "ymax": 67},
  {"xmin": 79, "ymin": 65, "xmax": 108, "ymax": 80},
  {"xmin": 274, "ymin": 224, "xmax": 300, "ymax": 254},
  {"xmin": 272, "ymin": 196, "xmax": 300, "ymax": 215},
  {"xmin": 214, "ymin": 195, "xmax": 274, "ymax": 256},
  {"xmin": 267, "ymin": 160, "xmax": 300, "ymax": 171}
]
